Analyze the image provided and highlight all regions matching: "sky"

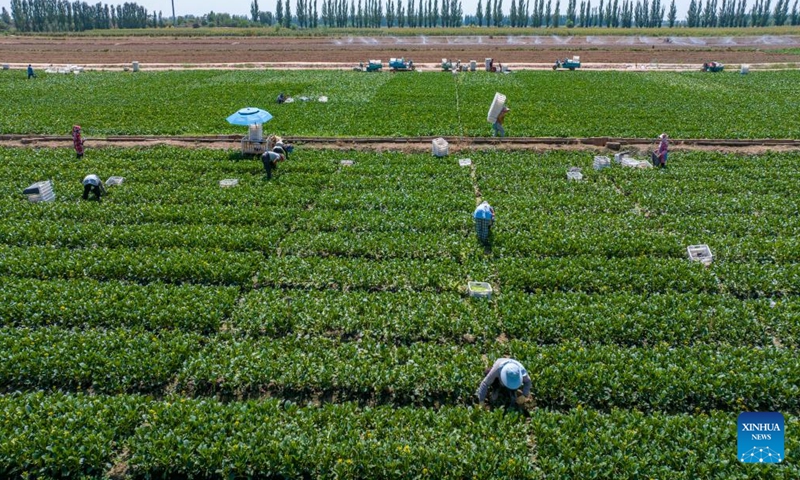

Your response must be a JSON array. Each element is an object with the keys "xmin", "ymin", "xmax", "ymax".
[{"xmin": 1, "ymin": 0, "xmax": 699, "ymax": 22}]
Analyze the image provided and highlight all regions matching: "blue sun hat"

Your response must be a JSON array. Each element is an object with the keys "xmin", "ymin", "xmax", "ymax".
[{"xmin": 499, "ymin": 362, "xmax": 524, "ymax": 390}]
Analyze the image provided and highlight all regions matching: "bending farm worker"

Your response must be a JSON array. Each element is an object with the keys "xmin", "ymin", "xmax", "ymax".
[
  {"xmin": 261, "ymin": 146, "xmax": 286, "ymax": 180},
  {"xmin": 492, "ymin": 106, "xmax": 509, "ymax": 138},
  {"xmin": 81, "ymin": 174, "xmax": 106, "ymax": 201},
  {"xmin": 656, "ymin": 133, "xmax": 669, "ymax": 168},
  {"xmin": 476, "ymin": 358, "xmax": 532, "ymax": 406},
  {"xmin": 473, "ymin": 201, "xmax": 495, "ymax": 244},
  {"xmin": 27, "ymin": 64, "xmax": 36, "ymax": 79},
  {"xmin": 277, "ymin": 93, "xmax": 286, "ymax": 104},
  {"xmin": 72, "ymin": 125, "xmax": 85, "ymax": 159}
]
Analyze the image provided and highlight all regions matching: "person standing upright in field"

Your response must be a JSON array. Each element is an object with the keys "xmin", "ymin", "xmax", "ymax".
[
  {"xmin": 656, "ymin": 133, "xmax": 668, "ymax": 168},
  {"xmin": 492, "ymin": 106, "xmax": 509, "ymax": 138},
  {"xmin": 72, "ymin": 125, "xmax": 85, "ymax": 159}
]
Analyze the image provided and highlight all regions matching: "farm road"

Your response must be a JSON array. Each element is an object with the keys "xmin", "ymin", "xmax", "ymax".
[
  {"xmin": 3, "ymin": 135, "xmax": 799, "ymax": 155},
  {"xmin": 2, "ymin": 34, "xmax": 800, "ymax": 66}
]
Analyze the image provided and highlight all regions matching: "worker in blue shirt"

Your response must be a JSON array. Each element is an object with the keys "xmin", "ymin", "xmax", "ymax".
[
  {"xmin": 473, "ymin": 201, "xmax": 495, "ymax": 244},
  {"xmin": 27, "ymin": 64, "xmax": 36, "ymax": 79}
]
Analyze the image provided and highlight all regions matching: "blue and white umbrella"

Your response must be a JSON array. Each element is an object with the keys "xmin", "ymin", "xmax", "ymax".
[{"xmin": 226, "ymin": 107, "xmax": 273, "ymax": 126}]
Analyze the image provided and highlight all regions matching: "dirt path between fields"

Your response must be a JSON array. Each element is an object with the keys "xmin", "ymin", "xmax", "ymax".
[
  {"xmin": 2, "ymin": 34, "xmax": 799, "ymax": 67},
  {"xmin": 2, "ymin": 135, "xmax": 799, "ymax": 155}
]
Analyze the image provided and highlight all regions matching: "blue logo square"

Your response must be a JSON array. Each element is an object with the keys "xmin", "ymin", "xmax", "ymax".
[{"xmin": 738, "ymin": 412, "xmax": 784, "ymax": 463}]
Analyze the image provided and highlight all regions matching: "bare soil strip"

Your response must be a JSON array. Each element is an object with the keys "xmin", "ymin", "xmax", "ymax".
[
  {"xmin": 2, "ymin": 134, "xmax": 799, "ymax": 154},
  {"xmin": 2, "ymin": 35, "xmax": 799, "ymax": 66}
]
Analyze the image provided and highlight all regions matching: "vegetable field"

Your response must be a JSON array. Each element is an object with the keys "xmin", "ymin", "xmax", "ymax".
[
  {"xmin": 1, "ymin": 146, "xmax": 799, "ymax": 478},
  {"xmin": 1, "ymin": 70, "xmax": 799, "ymax": 138}
]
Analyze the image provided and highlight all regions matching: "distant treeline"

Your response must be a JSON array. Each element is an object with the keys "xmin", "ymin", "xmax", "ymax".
[
  {"xmin": 5, "ymin": 0, "xmax": 160, "ymax": 32},
  {"xmin": 0, "ymin": 0, "xmax": 797, "ymax": 32}
]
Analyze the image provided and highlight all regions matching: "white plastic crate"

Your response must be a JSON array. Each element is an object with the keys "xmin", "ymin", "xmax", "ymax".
[
  {"xmin": 593, "ymin": 156, "xmax": 611, "ymax": 170},
  {"xmin": 106, "ymin": 176, "xmax": 124, "ymax": 186},
  {"xmin": 614, "ymin": 152, "xmax": 630, "ymax": 163},
  {"xmin": 620, "ymin": 157, "xmax": 651, "ymax": 169},
  {"xmin": 219, "ymin": 179, "xmax": 239, "ymax": 188},
  {"xmin": 468, "ymin": 281, "xmax": 493, "ymax": 299},
  {"xmin": 487, "ymin": 92, "xmax": 507, "ymax": 123},
  {"xmin": 340, "ymin": 160, "xmax": 354, "ymax": 166},
  {"xmin": 567, "ymin": 167, "xmax": 583, "ymax": 181},
  {"xmin": 687, "ymin": 244, "xmax": 713, "ymax": 264},
  {"xmin": 249, "ymin": 124, "xmax": 263, "ymax": 141},
  {"xmin": 432, "ymin": 138, "xmax": 449, "ymax": 157},
  {"xmin": 459, "ymin": 158, "xmax": 472, "ymax": 167},
  {"xmin": 22, "ymin": 180, "xmax": 55, "ymax": 203}
]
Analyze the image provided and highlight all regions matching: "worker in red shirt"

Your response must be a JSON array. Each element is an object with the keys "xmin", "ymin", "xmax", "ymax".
[{"xmin": 72, "ymin": 125, "xmax": 85, "ymax": 159}]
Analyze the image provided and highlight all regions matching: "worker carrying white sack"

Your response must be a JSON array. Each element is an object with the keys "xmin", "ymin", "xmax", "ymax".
[
  {"xmin": 81, "ymin": 174, "xmax": 106, "ymax": 201},
  {"xmin": 473, "ymin": 201, "xmax": 495, "ymax": 244},
  {"xmin": 476, "ymin": 357, "xmax": 532, "ymax": 406}
]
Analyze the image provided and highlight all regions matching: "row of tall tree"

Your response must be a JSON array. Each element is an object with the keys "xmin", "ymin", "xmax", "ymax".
[
  {"xmin": 249, "ymin": 0, "xmax": 798, "ymax": 26},
  {"xmin": 251, "ymin": 0, "xmax": 463, "ymax": 27},
  {"xmin": 686, "ymin": 0, "xmax": 798, "ymax": 26},
  {"xmin": 1, "ymin": 0, "xmax": 797, "ymax": 31},
  {"xmin": 8, "ymin": 0, "xmax": 155, "ymax": 32}
]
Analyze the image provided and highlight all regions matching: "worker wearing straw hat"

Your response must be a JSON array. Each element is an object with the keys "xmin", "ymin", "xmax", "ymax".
[{"xmin": 476, "ymin": 357, "xmax": 532, "ymax": 406}]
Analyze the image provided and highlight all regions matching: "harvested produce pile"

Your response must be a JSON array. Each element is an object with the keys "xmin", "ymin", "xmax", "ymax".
[
  {"xmin": 1, "ymin": 70, "xmax": 799, "ymax": 138},
  {"xmin": 0, "ymin": 146, "xmax": 798, "ymax": 477}
]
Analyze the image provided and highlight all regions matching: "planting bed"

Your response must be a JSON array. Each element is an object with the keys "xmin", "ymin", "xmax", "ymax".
[
  {"xmin": 0, "ymin": 146, "xmax": 798, "ymax": 477},
  {"xmin": 1, "ymin": 70, "xmax": 799, "ymax": 138}
]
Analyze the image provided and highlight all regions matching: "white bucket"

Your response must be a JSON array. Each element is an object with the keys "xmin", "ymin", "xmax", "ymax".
[
  {"xmin": 470, "ymin": 60, "xmax": 476, "ymax": 71},
  {"xmin": 487, "ymin": 92, "xmax": 507, "ymax": 123},
  {"xmin": 740, "ymin": 64, "xmax": 749, "ymax": 74},
  {"xmin": 132, "ymin": 61, "xmax": 139, "ymax": 72},
  {"xmin": 485, "ymin": 58, "xmax": 492, "ymax": 71},
  {"xmin": 432, "ymin": 138, "xmax": 449, "ymax": 157},
  {"xmin": 249, "ymin": 124, "xmax": 263, "ymax": 141}
]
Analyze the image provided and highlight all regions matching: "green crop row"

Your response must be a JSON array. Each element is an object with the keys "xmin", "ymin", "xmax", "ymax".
[
  {"xmin": 279, "ymin": 230, "xmax": 473, "ymax": 261},
  {"xmin": 4, "ymin": 392, "xmax": 799, "ymax": 479},
  {"xmin": 498, "ymin": 256, "xmax": 719, "ymax": 294},
  {"xmin": 499, "ymin": 256, "xmax": 800, "ymax": 298},
  {"xmin": 229, "ymin": 288, "xmax": 492, "ymax": 342},
  {"xmin": 0, "ymin": 327, "xmax": 200, "ymax": 394},
  {"xmin": 0, "ymin": 392, "xmax": 535, "ymax": 479},
  {"xmin": 0, "ymin": 277, "xmax": 236, "ymax": 333},
  {"xmin": 176, "ymin": 338, "xmax": 800, "ymax": 413},
  {"xmin": 0, "ymin": 199, "xmax": 302, "ymax": 228},
  {"xmin": 532, "ymin": 407, "xmax": 800, "ymax": 479},
  {"xmin": 0, "ymin": 245, "xmax": 262, "ymax": 286},
  {"xmin": 0, "ymin": 219, "xmax": 285, "ymax": 253},
  {"xmin": 257, "ymin": 255, "xmax": 487, "ymax": 292},
  {"xmin": 5, "ymin": 242, "xmax": 790, "ymax": 299},
  {"xmin": 2, "ymin": 70, "xmax": 799, "ymax": 138},
  {"xmin": 2, "ymin": 330, "xmax": 796, "ymax": 412},
  {"xmin": 2, "ymin": 277, "xmax": 788, "ymax": 348},
  {"xmin": 229, "ymin": 288, "xmax": 787, "ymax": 347},
  {"xmin": 4, "ymin": 392, "xmax": 797, "ymax": 479}
]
